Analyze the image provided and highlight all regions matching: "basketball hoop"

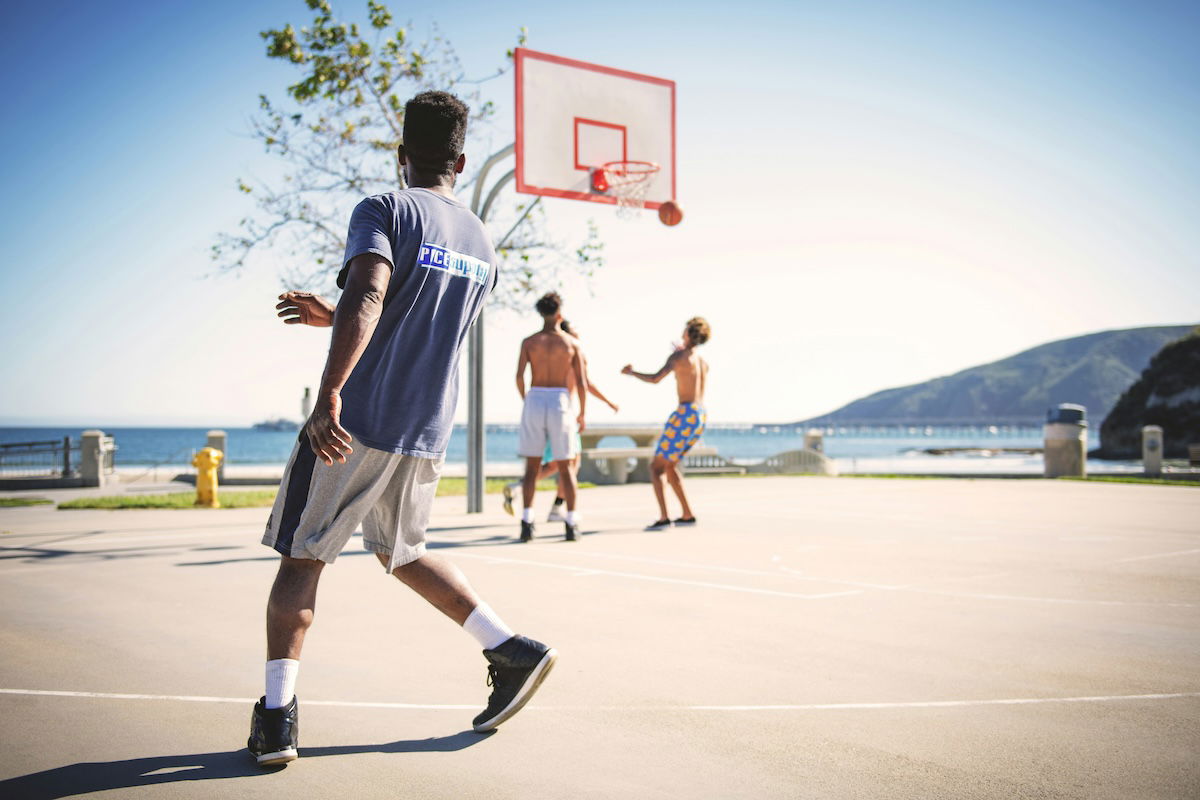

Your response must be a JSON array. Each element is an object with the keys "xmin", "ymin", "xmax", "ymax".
[{"xmin": 597, "ymin": 160, "xmax": 660, "ymax": 218}]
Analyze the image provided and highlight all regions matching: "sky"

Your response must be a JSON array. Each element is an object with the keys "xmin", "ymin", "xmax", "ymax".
[{"xmin": 0, "ymin": 0, "xmax": 1197, "ymax": 427}]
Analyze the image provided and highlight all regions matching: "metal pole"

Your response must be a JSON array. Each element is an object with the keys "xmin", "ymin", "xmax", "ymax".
[
  {"xmin": 467, "ymin": 308, "xmax": 485, "ymax": 512},
  {"xmin": 466, "ymin": 142, "xmax": 516, "ymax": 513},
  {"xmin": 63, "ymin": 436, "xmax": 71, "ymax": 476}
]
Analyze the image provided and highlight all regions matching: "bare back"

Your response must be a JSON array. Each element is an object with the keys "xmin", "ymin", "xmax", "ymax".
[
  {"xmin": 671, "ymin": 348, "xmax": 708, "ymax": 405},
  {"xmin": 520, "ymin": 329, "xmax": 580, "ymax": 389}
]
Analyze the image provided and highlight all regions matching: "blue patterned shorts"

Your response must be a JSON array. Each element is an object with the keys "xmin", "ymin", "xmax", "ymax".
[{"xmin": 655, "ymin": 403, "xmax": 707, "ymax": 463}]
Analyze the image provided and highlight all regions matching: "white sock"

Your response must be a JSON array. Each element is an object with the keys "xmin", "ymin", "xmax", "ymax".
[
  {"xmin": 566, "ymin": 510, "xmax": 579, "ymax": 525},
  {"xmin": 521, "ymin": 507, "xmax": 533, "ymax": 523},
  {"xmin": 463, "ymin": 603, "xmax": 515, "ymax": 650},
  {"xmin": 265, "ymin": 658, "xmax": 299, "ymax": 709}
]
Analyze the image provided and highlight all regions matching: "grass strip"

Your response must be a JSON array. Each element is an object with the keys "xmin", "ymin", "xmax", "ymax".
[
  {"xmin": 59, "ymin": 490, "xmax": 280, "ymax": 510},
  {"xmin": 0, "ymin": 497, "xmax": 54, "ymax": 507},
  {"xmin": 57, "ymin": 478, "xmax": 593, "ymax": 510},
  {"xmin": 1063, "ymin": 476, "xmax": 1200, "ymax": 487}
]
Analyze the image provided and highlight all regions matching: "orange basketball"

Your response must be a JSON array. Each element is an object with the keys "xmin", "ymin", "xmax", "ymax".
[{"xmin": 658, "ymin": 200, "xmax": 683, "ymax": 227}]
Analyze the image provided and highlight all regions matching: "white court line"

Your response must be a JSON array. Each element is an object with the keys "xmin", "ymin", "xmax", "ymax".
[
  {"xmin": 2, "ymin": 688, "xmax": 1196, "ymax": 712},
  {"xmin": 450, "ymin": 552, "xmax": 862, "ymax": 599},
  {"xmin": 1112, "ymin": 548, "xmax": 1200, "ymax": 564},
  {"xmin": 533, "ymin": 549, "xmax": 910, "ymax": 591},
  {"xmin": 904, "ymin": 587, "xmax": 1199, "ymax": 608}
]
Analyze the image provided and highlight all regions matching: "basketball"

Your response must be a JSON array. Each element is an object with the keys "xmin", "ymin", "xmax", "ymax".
[{"xmin": 658, "ymin": 200, "xmax": 683, "ymax": 226}]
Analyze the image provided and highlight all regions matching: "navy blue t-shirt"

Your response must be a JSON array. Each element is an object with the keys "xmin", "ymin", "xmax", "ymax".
[{"xmin": 337, "ymin": 188, "xmax": 496, "ymax": 457}]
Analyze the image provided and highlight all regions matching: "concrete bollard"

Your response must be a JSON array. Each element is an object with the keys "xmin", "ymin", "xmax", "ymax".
[
  {"xmin": 206, "ymin": 430, "xmax": 227, "ymax": 483},
  {"xmin": 80, "ymin": 430, "xmax": 112, "ymax": 488},
  {"xmin": 1044, "ymin": 404, "xmax": 1087, "ymax": 478},
  {"xmin": 803, "ymin": 429, "xmax": 824, "ymax": 453},
  {"xmin": 1142, "ymin": 425, "xmax": 1163, "ymax": 478}
]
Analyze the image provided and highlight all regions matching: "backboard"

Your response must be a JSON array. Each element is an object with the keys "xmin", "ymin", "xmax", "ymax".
[{"xmin": 514, "ymin": 48, "xmax": 676, "ymax": 211}]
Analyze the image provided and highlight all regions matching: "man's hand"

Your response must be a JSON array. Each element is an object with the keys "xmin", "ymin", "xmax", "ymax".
[
  {"xmin": 305, "ymin": 391, "xmax": 354, "ymax": 466},
  {"xmin": 621, "ymin": 364, "xmax": 633, "ymax": 375},
  {"xmin": 277, "ymin": 292, "xmax": 335, "ymax": 327},
  {"xmin": 577, "ymin": 412, "xmax": 587, "ymax": 433}
]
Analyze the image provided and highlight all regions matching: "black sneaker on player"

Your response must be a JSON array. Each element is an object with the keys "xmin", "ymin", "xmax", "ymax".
[
  {"xmin": 473, "ymin": 635, "xmax": 558, "ymax": 732},
  {"xmin": 645, "ymin": 518, "xmax": 672, "ymax": 531},
  {"xmin": 673, "ymin": 516, "xmax": 697, "ymax": 525},
  {"xmin": 519, "ymin": 520, "xmax": 534, "ymax": 542},
  {"xmin": 248, "ymin": 695, "xmax": 298, "ymax": 766},
  {"xmin": 564, "ymin": 521, "xmax": 579, "ymax": 541}
]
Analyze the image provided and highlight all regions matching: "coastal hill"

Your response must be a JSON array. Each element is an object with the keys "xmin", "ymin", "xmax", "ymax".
[
  {"xmin": 1097, "ymin": 327, "xmax": 1200, "ymax": 458},
  {"xmin": 795, "ymin": 325, "xmax": 1195, "ymax": 427}
]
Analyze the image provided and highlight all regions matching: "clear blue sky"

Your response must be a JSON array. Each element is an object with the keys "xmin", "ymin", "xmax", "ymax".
[{"xmin": 1, "ymin": 0, "xmax": 1197, "ymax": 426}]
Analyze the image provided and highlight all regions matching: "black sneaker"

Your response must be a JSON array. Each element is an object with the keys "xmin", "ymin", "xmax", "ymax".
[
  {"xmin": 645, "ymin": 518, "xmax": 672, "ymax": 531},
  {"xmin": 564, "ymin": 521, "xmax": 579, "ymax": 541},
  {"xmin": 472, "ymin": 635, "xmax": 558, "ymax": 732},
  {"xmin": 519, "ymin": 520, "xmax": 534, "ymax": 542},
  {"xmin": 673, "ymin": 516, "xmax": 697, "ymax": 525},
  {"xmin": 248, "ymin": 696, "xmax": 298, "ymax": 765}
]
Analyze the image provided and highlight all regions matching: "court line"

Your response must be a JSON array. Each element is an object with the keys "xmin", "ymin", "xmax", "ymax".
[
  {"xmin": 902, "ymin": 587, "xmax": 1199, "ymax": 608},
  {"xmin": 2, "ymin": 688, "xmax": 1196, "ymax": 712},
  {"xmin": 1112, "ymin": 548, "xmax": 1200, "ymax": 564},
  {"xmin": 449, "ymin": 552, "xmax": 862, "ymax": 599}
]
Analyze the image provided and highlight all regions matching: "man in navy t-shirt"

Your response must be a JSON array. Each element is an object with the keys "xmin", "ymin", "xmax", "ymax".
[{"xmin": 249, "ymin": 92, "xmax": 557, "ymax": 766}]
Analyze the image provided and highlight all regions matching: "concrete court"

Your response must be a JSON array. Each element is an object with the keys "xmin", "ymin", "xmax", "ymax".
[{"xmin": 0, "ymin": 476, "xmax": 1197, "ymax": 799}]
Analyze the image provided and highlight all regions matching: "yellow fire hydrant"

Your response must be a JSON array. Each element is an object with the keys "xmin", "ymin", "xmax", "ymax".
[{"xmin": 192, "ymin": 447, "xmax": 224, "ymax": 508}]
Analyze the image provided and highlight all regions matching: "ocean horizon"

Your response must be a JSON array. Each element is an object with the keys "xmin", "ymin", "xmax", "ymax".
[{"xmin": 0, "ymin": 424, "xmax": 1140, "ymax": 476}]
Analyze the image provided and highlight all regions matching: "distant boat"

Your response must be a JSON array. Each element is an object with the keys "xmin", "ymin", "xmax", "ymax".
[{"xmin": 253, "ymin": 418, "xmax": 301, "ymax": 432}]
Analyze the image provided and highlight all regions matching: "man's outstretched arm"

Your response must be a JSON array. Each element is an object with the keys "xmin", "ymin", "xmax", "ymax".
[
  {"xmin": 621, "ymin": 352, "xmax": 677, "ymax": 384},
  {"xmin": 307, "ymin": 254, "xmax": 392, "ymax": 465}
]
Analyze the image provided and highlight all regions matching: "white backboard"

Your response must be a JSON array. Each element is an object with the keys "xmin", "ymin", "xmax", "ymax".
[{"xmin": 514, "ymin": 48, "xmax": 676, "ymax": 210}]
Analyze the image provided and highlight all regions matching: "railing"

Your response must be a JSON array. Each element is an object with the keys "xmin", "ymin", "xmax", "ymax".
[{"xmin": 0, "ymin": 437, "xmax": 77, "ymax": 478}]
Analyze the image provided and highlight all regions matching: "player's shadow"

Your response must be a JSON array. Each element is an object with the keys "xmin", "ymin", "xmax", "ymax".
[{"xmin": 0, "ymin": 730, "xmax": 490, "ymax": 799}]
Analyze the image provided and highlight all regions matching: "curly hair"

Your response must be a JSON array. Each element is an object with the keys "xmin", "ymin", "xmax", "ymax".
[
  {"xmin": 535, "ymin": 292, "xmax": 562, "ymax": 317},
  {"xmin": 402, "ymin": 91, "xmax": 468, "ymax": 175},
  {"xmin": 685, "ymin": 316, "xmax": 711, "ymax": 346}
]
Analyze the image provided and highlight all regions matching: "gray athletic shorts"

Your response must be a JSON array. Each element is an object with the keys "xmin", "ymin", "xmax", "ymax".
[
  {"xmin": 518, "ymin": 387, "xmax": 576, "ymax": 461},
  {"xmin": 262, "ymin": 435, "xmax": 443, "ymax": 572}
]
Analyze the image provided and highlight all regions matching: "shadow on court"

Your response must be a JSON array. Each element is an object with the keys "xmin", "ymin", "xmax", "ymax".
[{"xmin": 0, "ymin": 730, "xmax": 490, "ymax": 799}]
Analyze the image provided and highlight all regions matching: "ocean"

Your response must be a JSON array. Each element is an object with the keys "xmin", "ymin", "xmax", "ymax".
[{"xmin": 0, "ymin": 425, "xmax": 1139, "ymax": 475}]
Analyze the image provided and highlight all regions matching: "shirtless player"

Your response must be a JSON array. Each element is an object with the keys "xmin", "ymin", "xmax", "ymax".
[
  {"xmin": 515, "ymin": 293, "xmax": 587, "ymax": 542},
  {"xmin": 622, "ymin": 317, "xmax": 711, "ymax": 530},
  {"xmin": 503, "ymin": 318, "xmax": 618, "ymax": 521}
]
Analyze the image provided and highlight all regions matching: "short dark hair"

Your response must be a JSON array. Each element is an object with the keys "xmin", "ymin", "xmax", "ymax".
[
  {"xmin": 402, "ymin": 91, "xmax": 468, "ymax": 175},
  {"xmin": 685, "ymin": 316, "xmax": 710, "ymax": 345},
  {"xmin": 535, "ymin": 292, "xmax": 562, "ymax": 317}
]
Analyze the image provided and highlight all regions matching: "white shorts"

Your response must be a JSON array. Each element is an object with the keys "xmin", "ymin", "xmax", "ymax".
[
  {"xmin": 518, "ymin": 387, "xmax": 576, "ymax": 462},
  {"xmin": 262, "ymin": 436, "xmax": 443, "ymax": 573}
]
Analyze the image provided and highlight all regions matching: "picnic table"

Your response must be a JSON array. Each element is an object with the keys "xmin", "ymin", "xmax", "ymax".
[{"xmin": 577, "ymin": 426, "xmax": 719, "ymax": 485}]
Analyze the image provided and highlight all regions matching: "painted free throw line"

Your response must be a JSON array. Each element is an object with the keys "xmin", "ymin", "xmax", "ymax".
[{"xmin": 1, "ymin": 688, "xmax": 1197, "ymax": 712}]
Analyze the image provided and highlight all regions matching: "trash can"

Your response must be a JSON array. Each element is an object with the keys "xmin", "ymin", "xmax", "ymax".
[
  {"xmin": 1044, "ymin": 404, "xmax": 1087, "ymax": 478},
  {"xmin": 1142, "ymin": 425, "xmax": 1163, "ymax": 478}
]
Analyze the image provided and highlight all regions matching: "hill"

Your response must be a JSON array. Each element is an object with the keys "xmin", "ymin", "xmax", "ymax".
[
  {"xmin": 1097, "ymin": 328, "xmax": 1200, "ymax": 458},
  {"xmin": 796, "ymin": 325, "xmax": 1196, "ymax": 426}
]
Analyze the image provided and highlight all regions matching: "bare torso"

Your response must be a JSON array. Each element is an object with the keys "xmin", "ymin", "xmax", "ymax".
[
  {"xmin": 672, "ymin": 348, "xmax": 708, "ymax": 405},
  {"xmin": 521, "ymin": 329, "xmax": 580, "ymax": 389}
]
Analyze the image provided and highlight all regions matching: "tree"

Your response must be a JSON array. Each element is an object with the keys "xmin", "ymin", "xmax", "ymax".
[{"xmin": 212, "ymin": 0, "xmax": 603, "ymax": 307}]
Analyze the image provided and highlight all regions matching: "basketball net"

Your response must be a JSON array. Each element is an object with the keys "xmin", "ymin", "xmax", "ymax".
[{"xmin": 600, "ymin": 160, "xmax": 660, "ymax": 219}]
